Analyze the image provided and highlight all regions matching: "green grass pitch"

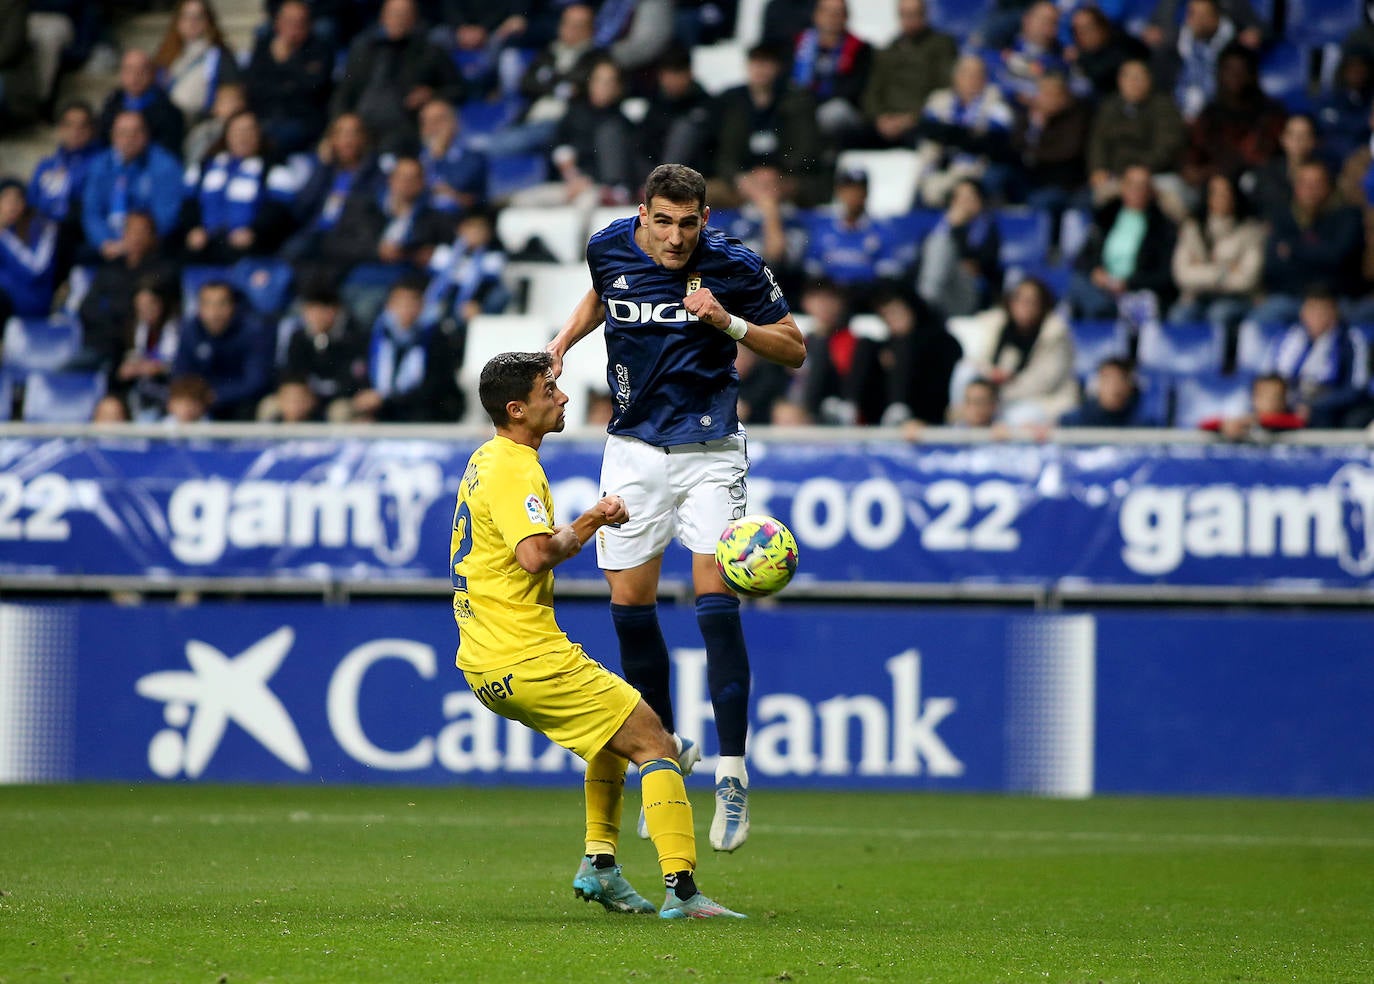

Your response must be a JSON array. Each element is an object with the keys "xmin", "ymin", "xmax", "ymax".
[{"xmin": 2, "ymin": 785, "xmax": 1372, "ymax": 983}]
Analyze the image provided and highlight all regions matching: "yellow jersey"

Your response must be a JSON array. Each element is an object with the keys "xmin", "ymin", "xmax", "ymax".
[{"xmin": 450, "ymin": 434, "xmax": 569, "ymax": 673}]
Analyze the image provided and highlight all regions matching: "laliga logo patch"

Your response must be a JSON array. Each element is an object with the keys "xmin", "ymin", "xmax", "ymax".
[
  {"xmin": 525, "ymin": 494, "xmax": 550, "ymax": 526},
  {"xmin": 686, "ymin": 273, "xmax": 701, "ymax": 294}
]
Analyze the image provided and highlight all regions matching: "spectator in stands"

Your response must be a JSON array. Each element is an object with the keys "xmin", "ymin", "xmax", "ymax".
[
  {"xmin": 984, "ymin": 1, "xmax": 1066, "ymax": 107},
  {"xmin": 422, "ymin": 207, "xmax": 509, "ymax": 337},
  {"xmin": 796, "ymin": 276, "xmax": 865, "ymax": 424},
  {"xmin": 349, "ymin": 277, "xmax": 464, "ymax": 422},
  {"xmin": 92, "ymin": 394, "xmax": 132, "ymax": 424},
  {"xmin": 441, "ymin": 0, "xmax": 529, "ymax": 98},
  {"xmin": 713, "ymin": 43, "xmax": 824, "ymax": 204},
  {"xmin": 802, "ymin": 168, "xmax": 902, "ymax": 305},
  {"xmin": 1182, "ymin": 43, "xmax": 1286, "ymax": 191},
  {"xmin": 152, "ymin": 0, "xmax": 242, "ymax": 126},
  {"xmin": 790, "ymin": 0, "xmax": 872, "ymax": 142},
  {"xmin": 1198, "ymin": 373, "xmax": 1306, "ymax": 438},
  {"xmin": 0, "ymin": 0, "xmax": 40, "ymax": 130},
  {"xmin": 917, "ymin": 177, "xmax": 1002, "ymax": 319},
  {"xmin": 331, "ymin": 0, "xmax": 465, "ymax": 154},
  {"xmin": 736, "ymin": 343, "xmax": 794, "ymax": 424},
  {"xmin": 277, "ymin": 282, "xmax": 368, "ymax": 421},
  {"xmin": 596, "ymin": 0, "xmax": 674, "ymax": 74},
  {"xmin": 258, "ymin": 374, "xmax": 321, "ymax": 422},
  {"xmin": 416, "ymin": 99, "xmax": 486, "ymax": 215},
  {"xmin": 321, "ymin": 155, "xmax": 450, "ymax": 283},
  {"xmin": 716, "ymin": 164, "xmax": 810, "ymax": 299},
  {"xmin": 1070, "ymin": 164, "xmax": 1179, "ymax": 321},
  {"xmin": 172, "ymin": 280, "xmax": 272, "ymax": 420},
  {"xmin": 78, "ymin": 212, "xmax": 178, "ymax": 367},
  {"xmin": 164, "ymin": 373, "xmax": 214, "ymax": 424},
  {"xmin": 1170, "ymin": 173, "xmax": 1263, "ymax": 339},
  {"xmin": 1143, "ymin": 0, "xmax": 1265, "ymax": 54},
  {"xmin": 1250, "ymin": 113, "xmax": 1321, "ymax": 224},
  {"xmin": 860, "ymin": 0, "xmax": 957, "ymax": 149},
  {"xmin": 1065, "ymin": 5, "xmax": 1149, "ymax": 102},
  {"xmin": 1010, "ymin": 72, "xmax": 1090, "ymax": 221},
  {"xmin": 1262, "ymin": 285, "xmax": 1371, "ymax": 428},
  {"xmin": 510, "ymin": 58, "xmax": 642, "ymax": 208},
  {"xmin": 28, "ymin": 102, "xmax": 99, "ymax": 264},
  {"xmin": 1258, "ymin": 161, "xmax": 1365, "ymax": 325},
  {"xmin": 1159, "ymin": 0, "xmax": 1240, "ymax": 121},
  {"xmin": 493, "ymin": 3, "xmax": 601, "ymax": 158},
  {"xmin": 97, "ymin": 50, "xmax": 185, "ymax": 156},
  {"xmin": 1316, "ymin": 51, "xmax": 1374, "ymax": 166},
  {"xmin": 1059, "ymin": 357, "xmax": 1161, "ymax": 427},
  {"xmin": 182, "ymin": 110, "xmax": 290, "ymax": 264},
  {"xmin": 949, "ymin": 375, "xmax": 1001, "ymax": 429},
  {"xmin": 916, "ymin": 54, "xmax": 1014, "ymax": 206},
  {"xmin": 110, "ymin": 279, "xmax": 180, "ymax": 421},
  {"xmin": 952, "ymin": 276, "xmax": 1079, "ymax": 425},
  {"xmin": 280, "ymin": 113, "xmax": 382, "ymax": 263},
  {"xmin": 182, "ymin": 81, "xmax": 247, "ymax": 166},
  {"xmin": 1087, "ymin": 59, "xmax": 1187, "ymax": 208},
  {"xmin": 25, "ymin": 0, "xmax": 76, "ymax": 108},
  {"xmin": 0, "ymin": 179, "xmax": 58, "ymax": 322},
  {"xmin": 859, "ymin": 281, "xmax": 962, "ymax": 428},
  {"xmin": 244, "ymin": 0, "xmax": 334, "ymax": 155},
  {"xmin": 638, "ymin": 46, "xmax": 713, "ymax": 173},
  {"xmin": 81, "ymin": 111, "xmax": 184, "ymax": 259}
]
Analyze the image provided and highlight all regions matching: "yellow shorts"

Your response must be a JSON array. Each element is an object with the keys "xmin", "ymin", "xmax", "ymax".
[{"xmin": 462, "ymin": 643, "xmax": 640, "ymax": 762}]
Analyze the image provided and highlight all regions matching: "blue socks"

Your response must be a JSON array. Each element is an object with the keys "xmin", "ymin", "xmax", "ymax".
[
  {"xmin": 610, "ymin": 603, "xmax": 675, "ymax": 733},
  {"xmin": 696, "ymin": 592, "xmax": 750, "ymax": 757}
]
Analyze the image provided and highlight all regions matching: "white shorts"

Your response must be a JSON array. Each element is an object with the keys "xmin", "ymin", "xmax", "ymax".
[{"xmin": 596, "ymin": 432, "xmax": 749, "ymax": 570}]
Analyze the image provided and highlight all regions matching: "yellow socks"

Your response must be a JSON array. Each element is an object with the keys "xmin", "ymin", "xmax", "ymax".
[
  {"xmin": 640, "ymin": 758, "xmax": 696, "ymax": 876},
  {"xmin": 584, "ymin": 749, "xmax": 627, "ymax": 858}
]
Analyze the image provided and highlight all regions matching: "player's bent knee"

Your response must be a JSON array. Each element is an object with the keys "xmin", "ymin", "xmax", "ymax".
[{"xmin": 606, "ymin": 700, "xmax": 676, "ymax": 764}]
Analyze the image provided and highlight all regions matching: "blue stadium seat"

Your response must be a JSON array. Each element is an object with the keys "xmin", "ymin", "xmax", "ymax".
[
  {"xmin": 1285, "ymin": 0, "xmax": 1363, "ymax": 47},
  {"xmin": 1259, "ymin": 42, "xmax": 1312, "ymax": 112},
  {"xmin": 486, "ymin": 152, "xmax": 547, "ymax": 202},
  {"xmin": 1234, "ymin": 319, "xmax": 1288, "ymax": 374},
  {"xmin": 927, "ymin": 0, "xmax": 991, "ymax": 39},
  {"xmin": 887, "ymin": 208, "xmax": 942, "ymax": 269},
  {"xmin": 1173, "ymin": 373, "xmax": 1253, "ymax": 429},
  {"xmin": 0, "ymin": 369, "xmax": 13, "ymax": 421},
  {"xmin": 1136, "ymin": 320, "xmax": 1226, "ymax": 376},
  {"xmin": 20, "ymin": 369, "xmax": 107, "ymax": 423},
  {"xmin": 1070, "ymin": 319, "xmax": 1131, "ymax": 378},
  {"xmin": 995, "ymin": 209, "xmax": 1052, "ymax": 268},
  {"xmin": 460, "ymin": 98, "xmax": 524, "ymax": 144},
  {"xmin": 1137, "ymin": 371, "xmax": 1174, "ymax": 427},
  {"xmin": 181, "ymin": 265, "xmax": 234, "ymax": 315},
  {"xmin": 231, "ymin": 258, "xmax": 295, "ymax": 319},
  {"xmin": 2, "ymin": 315, "xmax": 83, "ymax": 373}
]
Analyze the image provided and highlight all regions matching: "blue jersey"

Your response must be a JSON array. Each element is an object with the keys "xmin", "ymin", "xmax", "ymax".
[{"xmin": 586, "ymin": 216, "xmax": 790, "ymax": 446}]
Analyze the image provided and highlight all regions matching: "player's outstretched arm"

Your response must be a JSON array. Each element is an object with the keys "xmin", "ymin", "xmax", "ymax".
[
  {"xmin": 545, "ymin": 288, "xmax": 606, "ymax": 376},
  {"xmin": 682, "ymin": 287, "xmax": 807, "ymax": 369},
  {"xmin": 514, "ymin": 495, "xmax": 628, "ymax": 573}
]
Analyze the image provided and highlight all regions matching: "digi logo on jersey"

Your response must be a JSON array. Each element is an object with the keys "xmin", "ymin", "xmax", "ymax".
[{"xmin": 605, "ymin": 299, "xmax": 702, "ymax": 325}]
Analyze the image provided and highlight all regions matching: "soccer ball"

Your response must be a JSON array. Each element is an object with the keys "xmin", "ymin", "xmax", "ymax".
[{"xmin": 714, "ymin": 515, "xmax": 799, "ymax": 597}]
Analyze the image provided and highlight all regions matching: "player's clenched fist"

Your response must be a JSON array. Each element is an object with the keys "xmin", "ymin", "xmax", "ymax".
[{"xmin": 683, "ymin": 286, "xmax": 728, "ymax": 330}]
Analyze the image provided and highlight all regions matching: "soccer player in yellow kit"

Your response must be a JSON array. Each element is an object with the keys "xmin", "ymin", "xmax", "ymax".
[{"xmin": 451, "ymin": 351, "xmax": 745, "ymax": 919}]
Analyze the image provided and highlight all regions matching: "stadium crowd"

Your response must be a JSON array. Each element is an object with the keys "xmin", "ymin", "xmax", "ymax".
[{"xmin": 3, "ymin": 0, "xmax": 1374, "ymax": 435}]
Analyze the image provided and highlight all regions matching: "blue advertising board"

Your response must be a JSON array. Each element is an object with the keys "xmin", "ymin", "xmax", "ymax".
[
  {"xmin": 1, "ymin": 601, "xmax": 1369, "ymax": 796},
  {"xmin": 3, "ymin": 435, "xmax": 1374, "ymax": 590}
]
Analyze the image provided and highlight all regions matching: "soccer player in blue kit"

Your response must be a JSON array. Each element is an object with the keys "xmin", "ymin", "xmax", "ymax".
[{"xmin": 546, "ymin": 163, "xmax": 806, "ymax": 852}]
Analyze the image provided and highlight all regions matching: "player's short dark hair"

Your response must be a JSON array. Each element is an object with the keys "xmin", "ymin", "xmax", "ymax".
[
  {"xmin": 644, "ymin": 163, "xmax": 707, "ymax": 213},
  {"xmin": 1098, "ymin": 356, "xmax": 1135, "ymax": 376},
  {"xmin": 479, "ymin": 351, "xmax": 554, "ymax": 427},
  {"xmin": 197, "ymin": 279, "xmax": 235, "ymax": 301},
  {"xmin": 1303, "ymin": 282, "xmax": 1337, "ymax": 303}
]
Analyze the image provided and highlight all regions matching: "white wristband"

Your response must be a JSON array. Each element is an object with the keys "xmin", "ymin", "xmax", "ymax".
[{"xmin": 724, "ymin": 314, "xmax": 749, "ymax": 340}]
